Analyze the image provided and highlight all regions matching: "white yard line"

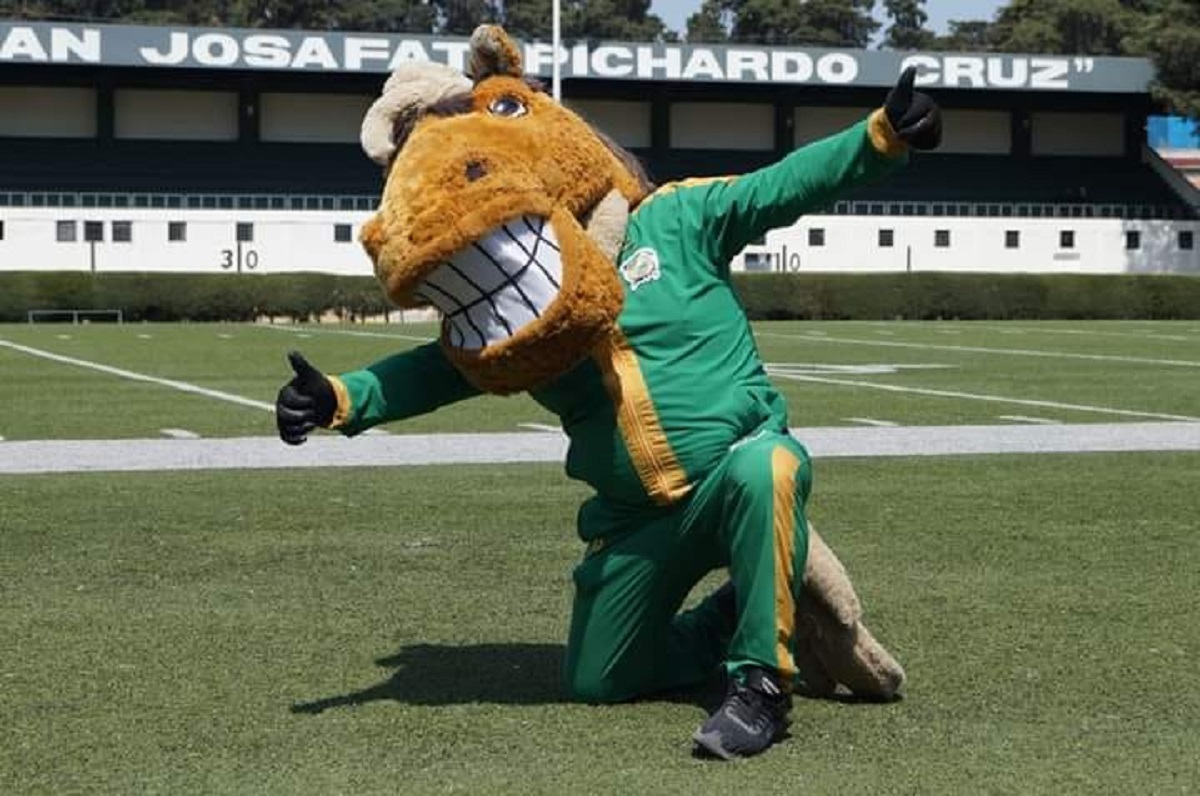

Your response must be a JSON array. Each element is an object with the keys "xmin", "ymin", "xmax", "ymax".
[
  {"xmin": 0, "ymin": 339, "xmax": 273, "ymax": 413},
  {"xmin": 519, "ymin": 423, "xmax": 563, "ymax": 433},
  {"xmin": 160, "ymin": 428, "xmax": 202, "ymax": 439},
  {"xmin": 256, "ymin": 325, "xmax": 432, "ymax": 343},
  {"xmin": 758, "ymin": 331, "xmax": 1200, "ymax": 368},
  {"xmin": 998, "ymin": 415, "xmax": 1058, "ymax": 425},
  {"xmin": 769, "ymin": 370, "xmax": 1200, "ymax": 423},
  {"xmin": 844, "ymin": 417, "xmax": 898, "ymax": 427},
  {"xmin": 982, "ymin": 326, "xmax": 1196, "ymax": 343},
  {"xmin": 2, "ymin": 423, "xmax": 1198, "ymax": 475}
]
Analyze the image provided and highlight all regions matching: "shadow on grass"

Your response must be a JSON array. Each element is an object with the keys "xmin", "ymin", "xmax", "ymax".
[
  {"xmin": 290, "ymin": 642, "xmax": 724, "ymax": 714},
  {"xmin": 291, "ymin": 643, "xmax": 566, "ymax": 712}
]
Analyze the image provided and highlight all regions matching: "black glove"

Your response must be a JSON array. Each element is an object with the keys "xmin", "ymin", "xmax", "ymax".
[
  {"xmin": 275, "ymin": 351, "xmax": 337, "ymax": 446},
  {"xmin": 884, "ymin": 66, "xmax": 942, "ymax": 151}
]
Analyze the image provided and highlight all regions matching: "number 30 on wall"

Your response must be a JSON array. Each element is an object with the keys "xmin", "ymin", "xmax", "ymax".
[{"xmin": 219, "ymin": 249, "xmax": 260, "ymax": 271}]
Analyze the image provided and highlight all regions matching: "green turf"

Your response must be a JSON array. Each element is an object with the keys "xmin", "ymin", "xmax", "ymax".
[
  {"xmin": 3, "ymin": 453, "xmax": 1198, "ymax": 794},
  {"xmin": 1, "ymin": 320, "xmax": 1198, "ymax": 439}
]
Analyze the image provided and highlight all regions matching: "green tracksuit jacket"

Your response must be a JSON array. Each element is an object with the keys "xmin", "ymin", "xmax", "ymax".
[{"xmin": 333, "ymin": 114, "xmax": 905, "ymax": 526}]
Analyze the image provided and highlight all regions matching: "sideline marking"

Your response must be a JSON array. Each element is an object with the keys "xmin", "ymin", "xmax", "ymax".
[
  {"xmin": 845, "ymin": 417, "xmax": 898, "ymax": 427},
  {"xmin": 2, "ymin": 423, "xmax": 1198, "ymax": 474},
  {"xmin": 256, "ymin": 325, "xmax": 432, "ymax": 344},
  {"xmin": 0, "ymin": 340, "xmax": 273, "ymax": 413},
  {"xmin": 161, "ymin": 428, "xmax": 201, "ymax": 439},
  {"xmin": 998, "ymin": 415, "xmax": 1057, "ymax": 425},
  {"xmin": 769, "ymin": 370, "xmax": 1200, "ymax": 423},
  {"xmin": 758, "ymin": 331, "xmax": 1200, "ymax": 368}
]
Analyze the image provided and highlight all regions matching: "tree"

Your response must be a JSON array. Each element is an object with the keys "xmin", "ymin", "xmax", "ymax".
[
  {"xmin": 930, "ymin": 19, "xmax": 995, "ymax": 51},
  {"xmin": 336, "ymin": 1, "xmax": 441, "ymax": 34},
  {"xmin": 436, "ymin": 0, "xmax": 495, "ymax": 35},
  {"xmin": 563, "ymin": 0, "xmax": 670, "ymax": 41},
  {"xmin": 988, "ymin": 0, "xmax": 1138, "ymax": 55},
  {"xmin": 695, "ymin": 0, "xmax": 880, "ymax": 48},
  {"xmin": 1127, "ymin": 0, "xmax": 1200, "ymax": 118},
  {"xmin": 685, "ymin": 0, "xmax": 731, "ymax": 42},
  {"xmin": 882, "ymin": 0, "xmax": 935, "ymax": 50},
  {"xmin": 496, "ymin": 0, "xmax": 551, "ymax": 40}
]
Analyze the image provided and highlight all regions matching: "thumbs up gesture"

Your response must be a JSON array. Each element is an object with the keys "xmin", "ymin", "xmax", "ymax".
[
  {"xmin": 884, "ymin": 66, "xmax": 942, "ymax": 151},
  {"xmin": 275, "ymin": 351, "xmax": 337, "ymax": 445}
]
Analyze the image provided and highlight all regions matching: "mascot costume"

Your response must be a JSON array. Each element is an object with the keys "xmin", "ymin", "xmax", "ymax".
[{"xmin": 276, "ymin": 25, "xmax": 941, "ymax": 760}]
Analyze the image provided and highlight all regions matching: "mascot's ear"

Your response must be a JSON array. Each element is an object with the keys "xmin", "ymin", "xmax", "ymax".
[
  {"xmin": 583, "ymin": 189, "xmax": 630, "ymax": 264},
  {"xmin": 467, "ymin": 24, "xmax": 524, "ymax": 82},
  {"xmin": 360, "ymin": 60, "xmax": 473, "ymax": 166}
]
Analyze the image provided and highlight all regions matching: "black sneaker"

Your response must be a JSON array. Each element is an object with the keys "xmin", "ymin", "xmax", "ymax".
[{"xmin": 692, "ymin": 666, "xmax": 791, "ymax": 760}]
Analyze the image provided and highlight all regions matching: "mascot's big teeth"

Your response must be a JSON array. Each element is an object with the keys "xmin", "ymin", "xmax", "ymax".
[{"xmin": 415, "ymin": 215, "xmax": 563, "ymax": 350}]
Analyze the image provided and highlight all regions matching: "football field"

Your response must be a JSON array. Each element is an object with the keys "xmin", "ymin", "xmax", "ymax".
[{"xmin": 2, "ymin": 320, "xmax": 1198, "ymax": 794}]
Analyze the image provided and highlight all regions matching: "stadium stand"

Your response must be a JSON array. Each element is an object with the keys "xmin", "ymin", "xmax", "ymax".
[{"xmin": 0, "ymin": 20, "xmax": 1196, "ymax": 275}]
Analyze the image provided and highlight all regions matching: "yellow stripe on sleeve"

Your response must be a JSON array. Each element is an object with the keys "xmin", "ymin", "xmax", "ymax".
[
  {"xmin": 867, "ymin": 108, "xmax": 908, "ymax": 159},
  {"xmin": 327, "ymin": 374, "xmax": 352, "ymax": 429}
]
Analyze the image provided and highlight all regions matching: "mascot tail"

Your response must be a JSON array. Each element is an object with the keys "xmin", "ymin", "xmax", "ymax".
[{"xmin": 795, "ymin": 526, "xmax": 906, "ymax": 700}]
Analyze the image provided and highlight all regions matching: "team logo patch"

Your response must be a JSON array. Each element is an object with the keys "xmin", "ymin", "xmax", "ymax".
[{"xmin": 619, "ymin": 247, "xmax": 661, "ymax": 291}]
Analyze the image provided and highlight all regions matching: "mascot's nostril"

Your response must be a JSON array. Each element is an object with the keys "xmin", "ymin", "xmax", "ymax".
[{"xmin": 465, "ymin": 160, "xmax": 488, "ymax": 182}]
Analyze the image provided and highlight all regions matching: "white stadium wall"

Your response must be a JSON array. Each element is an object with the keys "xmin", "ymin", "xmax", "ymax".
[
  {"xmin": 739, "ymin": 217, "xmax": 1200, "ymax": 275},
  {"xmin": 0, "ymin": 208, "xmax": 375, "ymax": 275},
  {"xmin": 1, "ymin": 208, "xmax": 1196, "ymax": 276}
]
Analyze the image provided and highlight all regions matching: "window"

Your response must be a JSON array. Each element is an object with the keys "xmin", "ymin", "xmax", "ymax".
[
  {"xmin": 57, "ymin": 220, "xmax": 77, "ymax": 242},
  {"xmin": 0, "ymin": 220, "xmax": 4, "ymax": 240},
  {"xmin": 934, "ymin": 229, "xmax": 951, "ymax": 248},
  {"xmin": 1181, "ymin": 230, "xmax": 1195, "ymax": 251},
  {"xmin": 808, "ymin": 228, "xmax": 825, "ymax": 247},
  {"xmin": 112, "ymin": 221, "xmax": 132, "ymax": 243},
  {"xmin": 236, "ymin": 222, "xmax": 254, "ymax": 243},
  {"xmin": 334, "ymin": 224, "xmax": 353, "ymax": 243},
  {"xmin": 878, "ymin": 229, "xmax": 894, "ymax": 248},
  {"xmin": 1005, "ymin": 230, "xmax": 1020, "ymax": 249},
  {"xmin": 1060, "ymin": 230, "xmax": 1075, "ymax": 249},
  {"xmin": 168, "ymin": 222, "xmax": 187, "ymax": 242},
  {"xmin": 84, "ymin": 221, "xmax": 104, "ymax": 242},
  {"xmin": 1125, "ymin": 230, "xmax": 1141, "ymax": 251}
]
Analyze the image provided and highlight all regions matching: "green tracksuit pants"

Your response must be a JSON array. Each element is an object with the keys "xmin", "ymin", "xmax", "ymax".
[{"xmin": 564, "ymin": 430, "xmax": 812, "ymax": 703}]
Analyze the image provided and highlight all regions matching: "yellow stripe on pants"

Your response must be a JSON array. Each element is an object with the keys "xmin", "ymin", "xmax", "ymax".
[{"xmin": 771, "ymin": 446, "xmax": 801, "ymax": 680}]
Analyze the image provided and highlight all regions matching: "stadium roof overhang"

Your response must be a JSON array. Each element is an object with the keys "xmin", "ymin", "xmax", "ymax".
[{"xmin": 1, "ymin": 19, "xmax": 1157, "ymax": 98}]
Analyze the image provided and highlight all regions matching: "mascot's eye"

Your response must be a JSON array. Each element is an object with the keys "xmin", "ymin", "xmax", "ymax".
[{"xmin": 488, "ymin": 96, "xmax": 527, "ymax": 118}]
